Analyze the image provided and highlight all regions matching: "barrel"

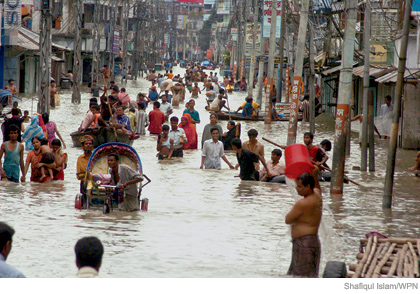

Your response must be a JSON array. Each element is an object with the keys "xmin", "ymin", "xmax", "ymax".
[{"xmin": 284, "ymin": 144, "xmax": 314, "ymax": 179}]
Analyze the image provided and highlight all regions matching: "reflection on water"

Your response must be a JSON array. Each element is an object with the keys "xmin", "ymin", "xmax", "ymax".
[{"xmin": 1, "ymin": 66, "xmax": 420, "ymax": 278}]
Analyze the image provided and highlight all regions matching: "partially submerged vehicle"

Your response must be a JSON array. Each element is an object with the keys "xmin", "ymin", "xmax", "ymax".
[{"xmin": 75, "ymin": 142, "xmax": 151, "ymax": 213}]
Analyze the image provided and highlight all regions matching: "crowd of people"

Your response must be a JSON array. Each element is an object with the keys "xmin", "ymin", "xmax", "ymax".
[{"xmin": 1, "ymin": 61, "xmax": 419, "ymax": 279}]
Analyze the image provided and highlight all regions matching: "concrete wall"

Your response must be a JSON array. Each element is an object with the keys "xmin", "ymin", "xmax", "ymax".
[
  {"xmin": 402, "ymin": 83, "xmax": 420, "ymax": 150},
  {"xmin": 3, "ymin": 57, "xmax": 19, "ymax": 88}
]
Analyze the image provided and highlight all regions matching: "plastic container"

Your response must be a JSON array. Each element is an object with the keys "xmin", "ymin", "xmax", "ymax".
[{"xmin": 284, "ymin": 144, "xmax": 314, "ymax": 179}]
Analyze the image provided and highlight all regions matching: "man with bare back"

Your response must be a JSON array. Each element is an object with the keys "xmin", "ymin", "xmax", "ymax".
[{"xmin": 285, "ymin": 167, "xmax": 322, "ymax": 277}]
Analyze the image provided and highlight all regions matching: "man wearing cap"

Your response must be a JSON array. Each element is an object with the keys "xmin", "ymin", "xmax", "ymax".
[{"xmin": 148, "ymin": 86, "xmax": 159, "ymax": 102}]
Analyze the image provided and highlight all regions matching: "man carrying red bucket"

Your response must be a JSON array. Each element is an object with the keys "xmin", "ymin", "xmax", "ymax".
[{"xmin": 284, "ymin": 144, "xmax": 322, "ymax": 278}]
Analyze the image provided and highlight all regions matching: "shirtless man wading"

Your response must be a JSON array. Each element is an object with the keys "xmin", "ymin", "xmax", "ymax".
[{"xmin": 285, "ymin": 167, "xmax": 322, "ymax": 277}]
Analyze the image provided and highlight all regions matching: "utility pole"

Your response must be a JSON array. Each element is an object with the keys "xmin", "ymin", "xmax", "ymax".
[
  {"xmin": 109, "ymin": 0, "xmax": 116, "ymax": 82},
  {"xmin": 286, "ymin": 0, "xmax": 309, "ymax": 145},
  {"xmin": 383, "ymin": 0, "xmax": 412, "ymax": 208},
  {"xmin": 265, "ymin": 0, "xmax": 278, "ymax": 124},
  {"xmin": 122, "ymin": 0, "xmax": 129, "ymax": 82},
  {"xmin": 38, "ymin": 0, "xmax": 52, "ymax": 114},
  {"xmin": 91, "ymin": 0, "xmax": 100, "ymax": 85},
  {"xmin": 72, "ymin": 0, "xmax": 82, "ymax": 104},
  {"xmin": 330, "ymin": 0, "xmax": 357, "ymax": 194},
  {"xmin": 309, "ymin": 25, "xmax": 316, "ymax": 134},
  {"xmin": 361, "ymin": 0, "xmax": 371, "ymax": 171},
  {"xmin": 277, "ymin": 0, "xmax": 286, "ymax": 101},
  {"xmin": 247, "ymin": 0, "xmax": 259, "ymax": 98}
]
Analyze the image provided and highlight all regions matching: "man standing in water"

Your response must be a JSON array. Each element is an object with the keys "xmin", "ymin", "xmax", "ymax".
[
  {"xmin": 0, "ymin": 125, "xmax": 25, "ymax": 182},
  {"xmin": 285, "ymin": 168, "xmax": 322, "ymax": 277},
  {"xmin": 108, "ymin": 153, "xmax": 143, "ymax": 212},
  {"xmin": 76, "ymin": 135, "xmax": 94, "ymax": 188}
]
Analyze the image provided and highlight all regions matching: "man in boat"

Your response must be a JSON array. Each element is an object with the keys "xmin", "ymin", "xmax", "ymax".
[
  {"xmin": 107, "ymin": 153, "xmax": 143, "ymax": 212},
  {"xmin": 0, "ymin": 222, "xmax": 26, "ymax": 278},
  {"xmin": 231, "ymin": 138, "xmax": 270, "ymax": 181},
  {"xmin": 303, "ymin": 132, "xmax": 328, "ymax": 168},
  {"xmin": 285, "ymin": 167, "xmax": 322, "ymax": 277},
  {"xmin": 74, "ymin": 236, "xmax": 104, "ymax": 278},
  {"xmin": 259, "ymin": 149, "xmax": 285, "ymax": 183},
  {"xmin": 114, "ymin": 106, "xmax": 139, "ymax": 140},
  {"xmin": 235, "ymin": 97, "xmax": 259, "ymax": 117},
  {"xmin": 200, "ymin": 128, "xmax": 234, "ymax": 170},
  {"xmin": 76, "ymin": 135, "xmax": 94, "ymax": 191}
]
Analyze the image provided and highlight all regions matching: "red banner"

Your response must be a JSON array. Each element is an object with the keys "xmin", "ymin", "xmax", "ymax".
[
  {"xmin": 175, "ymin": 0, "xmax": 204, "ymax": 3},
  {"xmin": 206, "ymin": 49, "xmax": 213, "ymax": 59}
]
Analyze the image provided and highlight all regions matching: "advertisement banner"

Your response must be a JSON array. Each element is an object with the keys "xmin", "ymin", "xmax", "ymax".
[
  {"xmin": 245, "ymin": 22, "xmax": 262, "ymax": 56},
  {"xmin": 4, "ymin": 0, "xmax": 22, "ymax": 45},
  {"xmin": 231, "ymin": 28, "xmax": 238, "ymax": 42},
  {"xmin": 112, "ymin": 29, "xmax": 120, "ymax": 55},
  {"xmin": 262, "ymin": 0, "xmax": 282, "ymax": 39},
  {"xmin": 206, "ymin": 49, "xmax": 213, "ymax": 60}
]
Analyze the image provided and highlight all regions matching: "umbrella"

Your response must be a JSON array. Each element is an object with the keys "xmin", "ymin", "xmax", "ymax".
[{"xmin": 201, "ymin": 61, "xmax": 210, "ymax": 66}]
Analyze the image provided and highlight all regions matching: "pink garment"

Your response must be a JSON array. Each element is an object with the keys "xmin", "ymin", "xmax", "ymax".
[
  {"xmin": 46, "ymin": 121, "xmax": 56, "ymax": 145},
  {"xmin": 118, "ymin": 92, "xmax": 131, "ymax": 105}
]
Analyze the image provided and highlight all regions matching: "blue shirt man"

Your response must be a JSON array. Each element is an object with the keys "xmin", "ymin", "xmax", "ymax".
[
  {"xmin": 0, "ymin": 222, "xmax": 25, "ymax": 278},
  {"xmin": 183, "ymin": 99, "xmax": 200, "ymax": 124},
  {"xmin": 116, "ymin": 106, "xmax": 132, "ymax": 132}
]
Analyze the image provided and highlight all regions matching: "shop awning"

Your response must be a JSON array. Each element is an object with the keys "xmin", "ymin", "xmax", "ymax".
[
  {"xmin": 375, "ymin": 69, "xmax": 420, "ymax": 83},
  {"xmin": 18, "ymin": 27, "xmax": 70, "ymax": 51},
  {"xmin": 352, "ymin": 65, "xmax": 396, "ymax": 78}
]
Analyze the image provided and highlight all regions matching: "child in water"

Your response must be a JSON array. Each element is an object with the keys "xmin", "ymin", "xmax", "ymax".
[{"xmin": 39, "ymin": 138, "xmax": 55, "ymax": 182}]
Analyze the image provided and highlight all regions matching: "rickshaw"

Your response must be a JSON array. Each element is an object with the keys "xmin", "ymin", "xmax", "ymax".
[{"xmin": 75, "ymin": 143, "xmax": 151, "ymax": 213}]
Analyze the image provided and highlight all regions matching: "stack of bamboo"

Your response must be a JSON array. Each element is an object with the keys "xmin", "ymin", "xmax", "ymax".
[{"xmin": 348, "ymin": 236, "xmax": 420, "ymax": 278}]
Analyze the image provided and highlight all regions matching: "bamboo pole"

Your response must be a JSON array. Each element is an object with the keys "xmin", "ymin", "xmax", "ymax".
[
  {"xmin": 352, "ymin": 235, "xmax": 373, "ymax": 278},
  {"xmin": 377, "ymin": 242, "xmax": 390, "ymax": 260},
  {"xmin": 417, "ymin": 240, "xmax": 420, "ymax": 256},
  {"xmin": 387, "ymin": 249, "xmax": 401, "ymax": 277},
  {"xmin": 373, "ymin": 243, "xmax": 396, "ymax": 278},
  {"xmin": 365, "ymin": 243, "xmax": 384, "ymax": 278},
  {"xmin": 397, "ymin": 244, "xmax": 408, "ymax": 278},
  {"xmin": 360, "ymin": 238, "xmax": 420, "ymax": 245},
  {"xmin": 383, "ymin": 0, "xmax": 413, "ymax": 208},
  {"xmin": 407, "ymin": 242, "xmax": 419, "ymax": 277},
  {"xmin": 361, "ymin": 235, "xmax": 378, "ymax": 277}
]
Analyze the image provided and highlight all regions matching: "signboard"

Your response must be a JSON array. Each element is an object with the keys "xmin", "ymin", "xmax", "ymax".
[
  {"xmin": 4, "ymin": 0, "xmax": 22, "ymax": 45},
  {"xmin": 206, "ymin": 49, "xmax": 213, "ymax": 59},
  {"xmin": 231, "ymin": 28, "xmax": 238, "ymax": 42},
  {"xmin": 177, "ymin": 15, "xmax": 187, "ymax": 29},
  {"xmin": 262, "ymin": 0, "xmax": 282, "ymax": 39},
  {"xmin": 258, "ymin": 55, "xmax": 268, "ymax": 62},
  {"xmin": 217, "ymin": 0, "xmax": 231, "ymax": 15},
  {"xmin": 245, "ymin": 57, "xmax": 251, "ymax": 69},
  {"xmin": 245, "ymin": 23, "xmax": 262, "ymax": 56},
  {"xmin": 112, "ymin": 29, "xmax": 120, "ymax": 55}
]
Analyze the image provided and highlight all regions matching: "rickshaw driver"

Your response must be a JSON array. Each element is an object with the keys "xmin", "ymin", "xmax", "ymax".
[{"xmin": 107, "ymin": 153, "xmax": 143, "ymax": 212}]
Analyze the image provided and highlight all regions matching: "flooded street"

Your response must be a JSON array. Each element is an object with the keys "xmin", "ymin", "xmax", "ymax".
[{"xmin": 1, "ymin": 66, "xmax": 419, "ymax": 278}]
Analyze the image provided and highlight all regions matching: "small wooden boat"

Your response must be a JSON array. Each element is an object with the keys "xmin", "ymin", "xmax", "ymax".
[
  {"xmin": 75, "ymin": 142, "xmax": 151, "ymax": 213},
  {"xmin": 70, "ymin": 128, "xmax": 132, "ymax": 148},
  {"xmin": 216, "ymin": 111, "xmax": 303, "ymax": 122}
]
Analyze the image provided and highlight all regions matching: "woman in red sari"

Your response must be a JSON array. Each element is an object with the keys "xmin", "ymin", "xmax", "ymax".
[
  {"xmin": 22, "ymin": 136, "xmax": 50, "ymax": 182},
  {"xmin": 179, "ymin": 115, "xmax": 197, "ymax": 150}
]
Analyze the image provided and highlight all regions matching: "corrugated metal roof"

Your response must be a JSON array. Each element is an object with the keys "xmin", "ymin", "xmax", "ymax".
[
  {"xmin": 18, "ymin": 27, "xmax": 70, "ymax": 51},
  {"xmin": 352, "ymin": 65, "xmax": 396, "ymax": 78},
  {"xmin": 18, "ymin": 32, "xmax": 39, "ymax": 50},
  {"xmin": 375, "ymin": 69, "xmax": 420, "ymax": 83}
]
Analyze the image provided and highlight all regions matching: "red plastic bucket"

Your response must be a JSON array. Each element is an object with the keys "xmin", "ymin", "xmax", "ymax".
[{"xmin": 284, "ymin": 144, "xmax": 314, "ymax": 179}]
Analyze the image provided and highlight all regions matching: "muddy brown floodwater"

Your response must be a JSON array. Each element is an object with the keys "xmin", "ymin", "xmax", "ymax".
[{"xmin": 1, "ymin": 66, "xmax": 419, "ymax": 278}]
